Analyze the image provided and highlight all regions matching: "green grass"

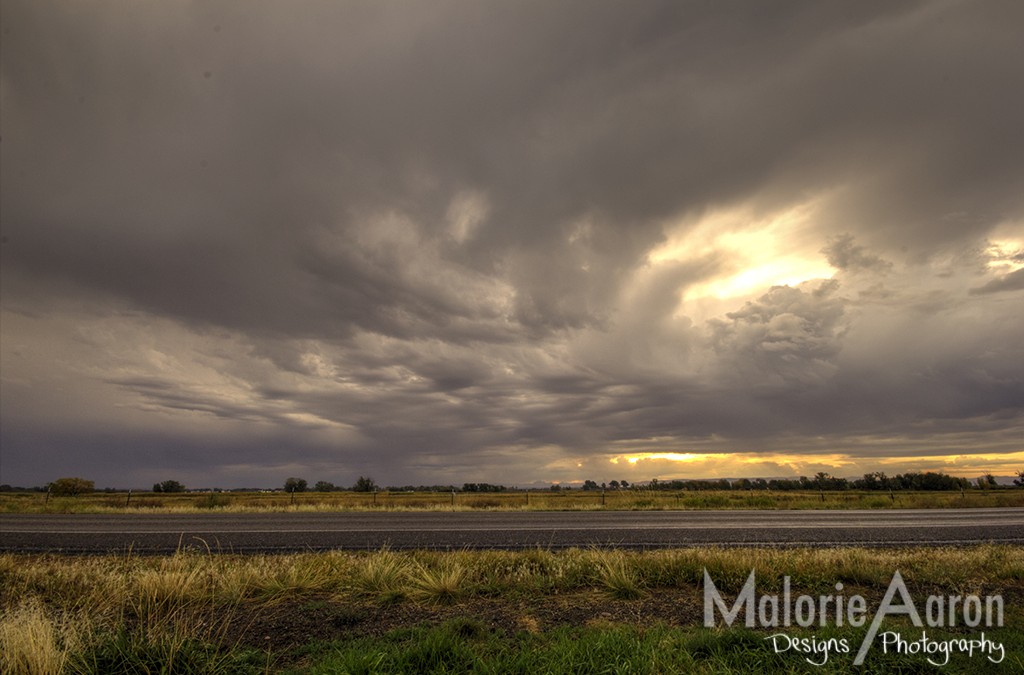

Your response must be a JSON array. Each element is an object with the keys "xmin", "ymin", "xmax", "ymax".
[
  {"xmin": 69, "ymin": 629, "xmax": 267, "ymax": 675},
  {"xmin": 290, "ymin": 620, "xmax": 1024, "ymax": 674}
]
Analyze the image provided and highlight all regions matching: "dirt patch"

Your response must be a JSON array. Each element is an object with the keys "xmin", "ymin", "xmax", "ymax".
[
  {"xmin": 213, "ymin": 580, "xmax": 1024, "ymax": 657},
  {"xmin": 217, "ymin": 587, "xmax": 706, "ymax": 653}
]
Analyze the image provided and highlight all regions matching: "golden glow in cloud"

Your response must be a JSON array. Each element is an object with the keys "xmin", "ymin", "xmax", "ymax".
[
  {"xmin": 612, "ymin": 452, "xmax": 726, "ymax": 464},
  {"xmin": 648, "ymin": 200, "xmax": 835, "ymax": 303},
  {"xmin": 986, "ymin": 237, "xmax": 1024, "ymax": 273},
  {"xmin": 612, "ymin": 451, "xmax": 855, "ymax": 477},
  {"xmin": 607, "ymin": 450, "xmax": 1024, "ymax": 480}
]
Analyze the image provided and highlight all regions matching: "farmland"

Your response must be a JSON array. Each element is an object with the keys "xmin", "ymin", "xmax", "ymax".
[{"xmin": 3, "ymin": 487, "xmax": 1023, "ymax": 514}]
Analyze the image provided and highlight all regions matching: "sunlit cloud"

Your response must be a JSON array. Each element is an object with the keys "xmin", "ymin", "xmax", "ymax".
[
  {"xmin": 985, "ymin": 237, "xmax": 1024, "ymax": 273},
  {"xmin": 648, "ymin": 200, "xmax": 835, "ymax": 306},
  {"xmin": 612, "ymin": 452, "xmax": 718, "ymax": 464},
  {"xmin": 610, "ymin": 451, "xmax": 855, "ymax": 477}
]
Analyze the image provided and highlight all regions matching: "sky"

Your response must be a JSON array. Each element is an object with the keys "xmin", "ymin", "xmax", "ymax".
[{"xmin": 2, "ymin": 0, "xmax": 1023, "ymax": 489}]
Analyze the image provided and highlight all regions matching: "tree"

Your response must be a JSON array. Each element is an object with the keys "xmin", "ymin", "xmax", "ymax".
[
  {"xmin": 1014, "ymin": 471, "xmax": 1024, "ymax": 488},
  {"xmin": 352, "ymin": 476, "xmax": 377, "ymax": 492},
  {"xmin": 49, "ymin": 477, "xmax": 94, "ymax": 497},
  {"xmin": 284, "ymin": 477, "xmax": 308, "ymax": 493},
  {"xmin": 314, "ymin": 481, "xmax": 336, "ymax": 492},
  {"xmin": 582, "ymin": 480, "xmax": 599, "ymax": 491},
  {"xmin": 154, "ymin": 480, "xmax": 185, "ymax": 493},
  {"xmin": 854, "ymin": 472, "xmax": 889, "ymax": 491}
]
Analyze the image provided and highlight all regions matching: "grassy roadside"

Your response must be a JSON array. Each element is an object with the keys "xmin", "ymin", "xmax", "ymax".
[
  {"xmin": 2, "ymin": 546, "xmax": 1022, "ymax": 673},
  {"xmin": 290, "ymin": 621, "xmax": 1024, "ymax": 674},
  {"xmin": 4, "ymin": 488, "xmax": 1023, "ymax": 513}
]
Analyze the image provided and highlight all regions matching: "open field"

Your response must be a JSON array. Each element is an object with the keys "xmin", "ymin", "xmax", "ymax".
[
  {"xmin": 2, "ymin": 546, "xmax": 1022, "ymax": 673},
  {"xmin": 4, "ymin": 488, "xmax": 1024, "ymax": 514}
]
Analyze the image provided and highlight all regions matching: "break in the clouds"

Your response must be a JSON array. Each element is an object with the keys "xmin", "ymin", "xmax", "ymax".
[{"xmin": 2, "ymin": 0, "xmax": 1023, "ymax": 488}]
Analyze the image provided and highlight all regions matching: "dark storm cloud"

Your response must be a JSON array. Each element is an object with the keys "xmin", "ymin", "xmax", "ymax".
[
  {"xmin": 2, "ymin": 0, "xmax": 1023, "ymax": 486},
  {"xmin": 8, "ymin": 0, "xmax": 1022, "ymax": 335}
]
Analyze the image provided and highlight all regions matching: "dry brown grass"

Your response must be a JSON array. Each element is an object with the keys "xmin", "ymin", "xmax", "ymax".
[
  {"xmin": 0, "ymin": 601, "xmax": 81, "ymax": 675},
  {"xmin": 407, "ymin": 558, "xmax": 472, "ymax": 605},
  {"xmin": 1, "ymin": 545, "xmax": 1022, "ymax": 671},
  {"xmin": 5, "ymin": 488, "xmax": 1024, "ymax": 514}
]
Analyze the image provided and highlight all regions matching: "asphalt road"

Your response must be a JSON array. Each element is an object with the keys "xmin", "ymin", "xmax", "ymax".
[{"xmin": 1, "ymin": 508, "xmax": 1021, "ymax": 554}]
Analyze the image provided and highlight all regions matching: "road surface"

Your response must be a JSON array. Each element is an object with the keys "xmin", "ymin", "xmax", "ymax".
[{"xmin": 1, "ymin": 508, "xmax": 1021, "ymax": 554}]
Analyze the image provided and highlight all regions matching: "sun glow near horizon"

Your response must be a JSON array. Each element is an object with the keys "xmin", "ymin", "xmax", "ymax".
[
  {"xmin": 608, "ymin": 450, "xmax": 1024, "ymax": 481},
  {"xmin": 613, "ymin": 452, "xmax": 722, "ymax": 464},
  {"xmin": 611, "ymin": 451, "xmax": 852, "ymax": 476}
]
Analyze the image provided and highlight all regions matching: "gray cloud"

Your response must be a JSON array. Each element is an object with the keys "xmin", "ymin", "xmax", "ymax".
[
  {"xmin": 822, "ymin": 235, "xmax": 892, "ymax": 273},
  {"xmin": 2, "ymin": 1, "xmax": 1023, "ymax": 487},
  {"xmin": 970, "ymin": 268, "xmax": 1024, "ymax": 295}
]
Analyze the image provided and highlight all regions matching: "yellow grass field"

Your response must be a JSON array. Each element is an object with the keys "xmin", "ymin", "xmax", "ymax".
[{"xmin": 3, "ymin": 487, "xmax": 1023, "ymax": 514}]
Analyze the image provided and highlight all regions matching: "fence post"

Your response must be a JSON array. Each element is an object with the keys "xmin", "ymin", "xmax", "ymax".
[
  {"xmin": 601, "ymin": 488, "xmax": 606, "ymax": 506},
  {"xmin": 126, "ymin": 489, "xmax": 132, "ymax": 507},
  {"xmin": 45, "ymin": 486, "xmax": 51, "ymax": 506}
]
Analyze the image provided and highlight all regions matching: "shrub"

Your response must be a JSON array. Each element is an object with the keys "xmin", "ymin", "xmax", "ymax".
[{"xmin": 48, "ymin": 478, "xmax": 94, "ymax": 497}]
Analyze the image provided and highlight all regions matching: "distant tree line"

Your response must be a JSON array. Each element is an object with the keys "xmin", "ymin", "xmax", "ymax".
[
  {"xmin": 388, "ymin": 485, "xmax": 459, "ymax": 492},
  {"xmin": 461, "ymin": 483, "xmax": 507, "ymax": 492},
  {"xmin": 288, "ymin": 476, "xmax": 378, "ymax": 493},
  {"xmin": 2, "ymin": 470, "xmax": 1021, "ymax": 495},
  {"xmin": 579, "ymin": 480, "xmax": 631, "ymax": 491},
  {"xmin": 633, "ymin": 471, "xmax": 981, "ymax": 491}
]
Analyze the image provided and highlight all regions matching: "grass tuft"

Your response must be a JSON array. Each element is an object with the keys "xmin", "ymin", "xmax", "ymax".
[
  {"xmin": 0, "ymin": 601, "xmax": 78, "ymax": 675},
  {"xmin": 351, "ymin": 549, "xmax": 412, "ymax": 603},
  {"xmin": 596, "ymin": 551, "xmax": 646, "ymax": 600},
  {"xmin": 408, "ymin": 558, "xmax": 471, "ymax": 605}
]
